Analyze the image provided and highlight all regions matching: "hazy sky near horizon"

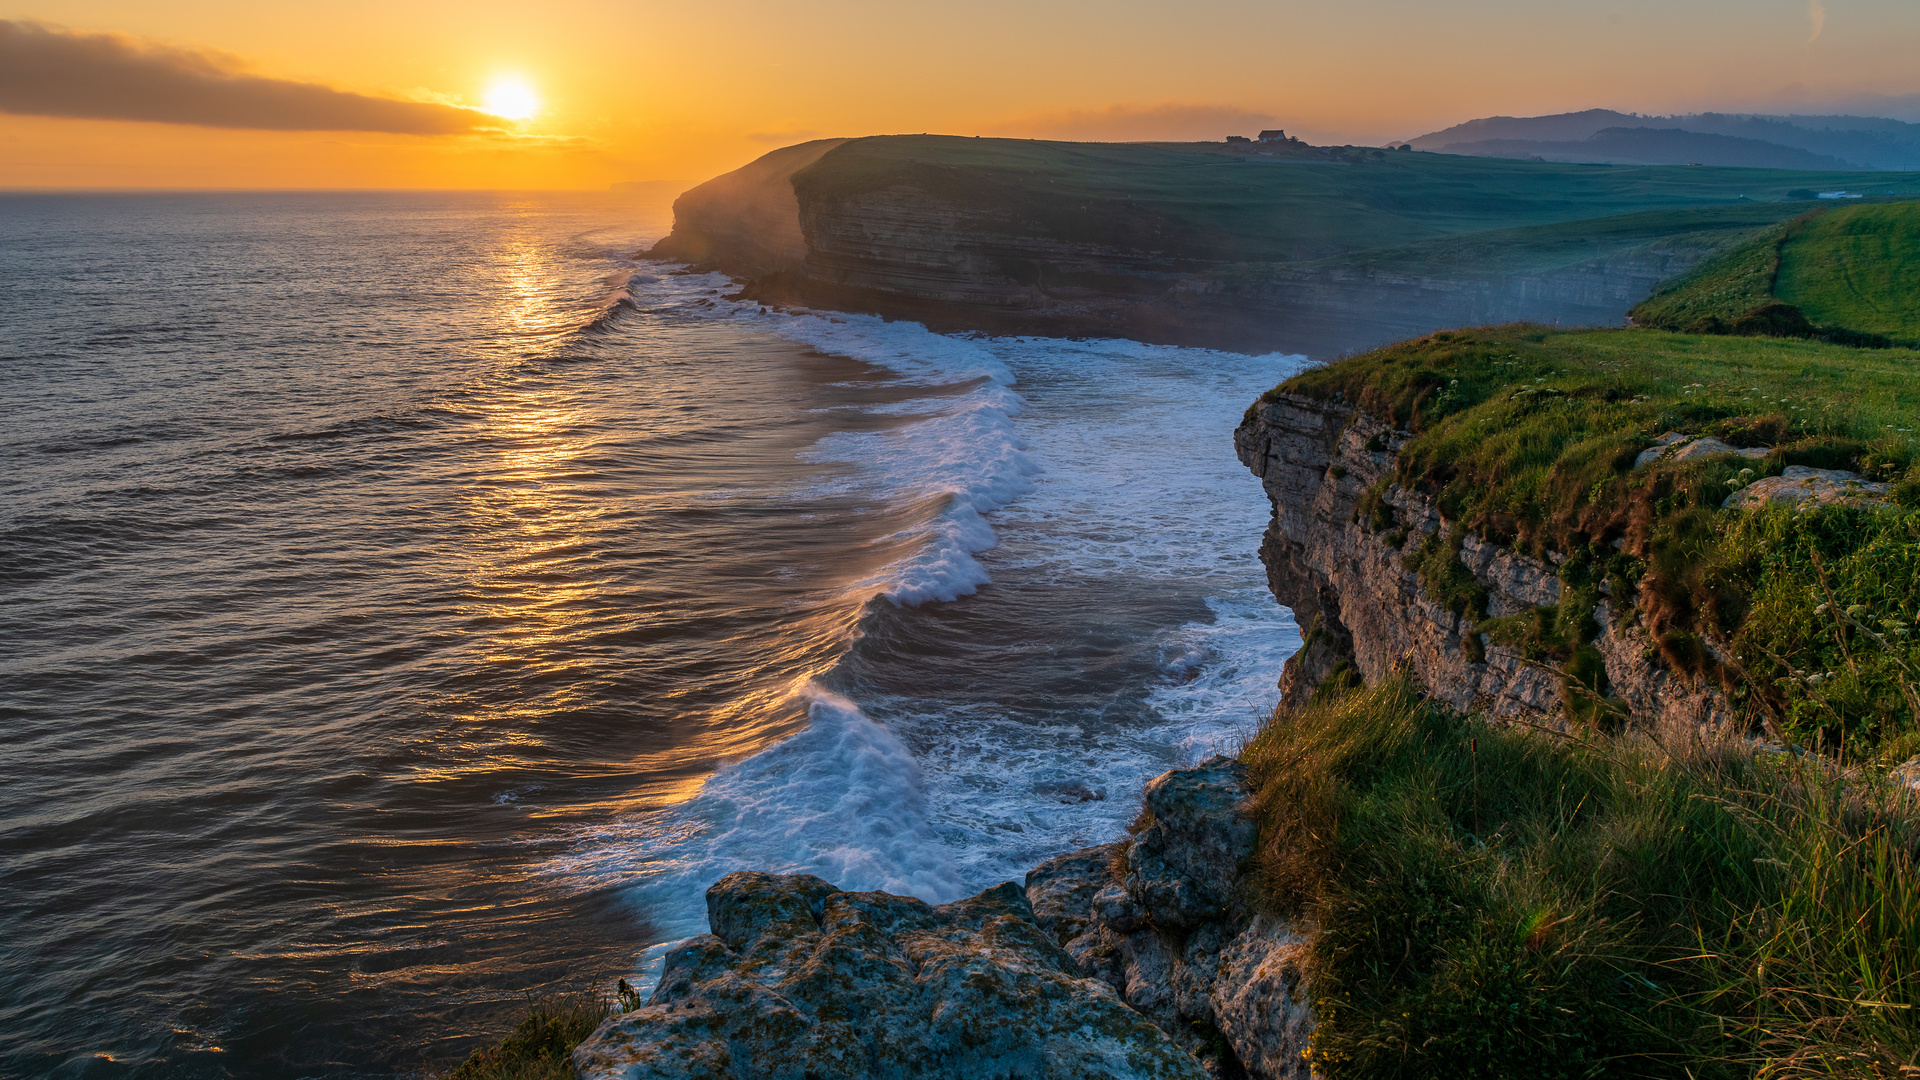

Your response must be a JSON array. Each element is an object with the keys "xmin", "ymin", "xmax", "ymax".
[{"xmin": 4, "ymin": 0, "xmax": 1920, "ymax": 190}]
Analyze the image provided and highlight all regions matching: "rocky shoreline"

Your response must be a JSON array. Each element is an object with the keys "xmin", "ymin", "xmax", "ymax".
[{"xmin": 572, "ymin": 758, "xmax": 1317, "ymax": 1080}]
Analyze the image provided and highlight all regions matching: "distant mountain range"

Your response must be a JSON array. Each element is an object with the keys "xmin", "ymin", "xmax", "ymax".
[{"xmin": 1407, "ymin": 109, "xmax": 1920, "ymax": 170}]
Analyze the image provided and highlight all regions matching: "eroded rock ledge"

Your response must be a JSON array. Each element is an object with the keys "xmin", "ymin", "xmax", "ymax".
[
  {"xmin": 573, "ymin": 759, "xmax": 1316, "ymax": 1080},
  {"xmin": 1233, "ymin": 391, "xmax": 1732, "ymax": 727}
]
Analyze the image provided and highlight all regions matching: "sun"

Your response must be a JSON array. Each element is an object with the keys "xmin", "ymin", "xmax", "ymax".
[{"xmin": 481, "ymin": 76, "xmax": 541, "ymax": 122}]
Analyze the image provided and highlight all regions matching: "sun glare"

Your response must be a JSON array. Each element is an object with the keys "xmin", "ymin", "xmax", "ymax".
[{"xmin": 481, "ymin": 77, "xmax": 541, "ymax": 122}]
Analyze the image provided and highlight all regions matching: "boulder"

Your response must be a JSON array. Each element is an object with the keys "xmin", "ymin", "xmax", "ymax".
[
  {"xmin": 574, "ymin": 871, "xmax": 1208, "ymax": 1080},
  {"xmin": 1634, "ymin": 432, "xmax": 1770, "ymax": 469},
  {"xmin": 1024, "ymin": 841, "xmax": 1125, "ymax": 945},
  {"xmin": 580, "ymin": 759, "xmax": 1319, "ymax": 1080},
  {"xmin": 1092, "ymin": 883, "xmax": 1150, "ymax": 934},
  {"xmin": 1210, "ymin": 917, "xmax": 1317, "ymax": 1080},
  {"xmin": 1722, "ymin": 465, "xmax": 1892, "ymax": 510},
  {"xmin": 1072, "ymin": 757, "xmax": 1320, "ymax": 1079},
  {"xmin": 1890, "ymin": 755, "xmax": 1920, "ymax": 794},
  {"xmin": 1124, "ymin": 756, "xmax": 1257, "ymax": 927}
]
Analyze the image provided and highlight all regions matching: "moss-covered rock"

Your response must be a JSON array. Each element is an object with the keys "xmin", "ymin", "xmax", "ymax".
[{"xmin": 572, "ymin": 871, "xmax": 1207, "ymax": 1080}]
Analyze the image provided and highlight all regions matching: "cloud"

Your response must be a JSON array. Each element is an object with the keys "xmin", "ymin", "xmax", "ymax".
[
  {"xmin": 0, "ymin": 20, "xmax": 493, "ymax": 133},
  {"xmin": 1809, "ymin": 0, "xmax": 1827, "ymax": 42},
  {"xmin": 976, "ymin": 103, "xmax": 1280, "ymax": 143}
]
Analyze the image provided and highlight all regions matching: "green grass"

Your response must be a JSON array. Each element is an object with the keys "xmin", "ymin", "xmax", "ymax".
[
  {"xmin": 440, "ymin": 988, "xmax": 625, "ymax": 1080},
  {"xmin": 1778, "ymin": 202, "xmax": 1920, "ymax": 342},
  {"xmin": 1265, "ymin": 325, "xmax": 1920, "ymax": 753},
  {"xmin": 1632, "ymin": 199, "xmax": 1920, "ymax": 347},
  {"xmin": 793, "ymin": 136, "xmax": 1920, "ymax": 267},
  {"xmin": 1627, "ymin": 217, "xmax": 1799, "ymax": 333},
  {"xmin": 1242, "ymin": 679, "xmax": 1920, "ymax": 1079},
  {"xmin": 1286, "ymin": 204, "xmax": 1813, "ymax": 283}
]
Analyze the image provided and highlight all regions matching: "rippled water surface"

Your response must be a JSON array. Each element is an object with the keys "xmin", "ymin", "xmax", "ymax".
[{"xmin": 0, "ymin": 191, "xmax": 1302, "ymax": 1078}]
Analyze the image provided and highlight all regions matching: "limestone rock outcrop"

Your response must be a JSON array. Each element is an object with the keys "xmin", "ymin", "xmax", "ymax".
[
  {"xmin": 573, "ymin": 759, "xmax": 1320, "ymax": 1080},
  {"xmin": 1632, "ymin": 431, "xmax": 1771, "ymax": 468},
  {"xmin": 1722, "ymin": 465, "xmax": 1892, "ymax": 509},
  {"xmin": 573, "ymin": 871, "xmax": 1207, "ymax": 1080},
  {"xmin": 1038, "ymin": 757, "xmax": 1318, "ymax": 1080},
  {"xmin": 1234, "ymin": 391, "xmax": 1733, "ymax": 728}
]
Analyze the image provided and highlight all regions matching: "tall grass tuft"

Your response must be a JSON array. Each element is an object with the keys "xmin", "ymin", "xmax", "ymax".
[
  {"xmin": 1241, "ymin": 679, "xmax": 1920, "ymax": 1079},
  {"xmin": 442, "ymin": 988, "xmax": 619, "ymax": 1080}
]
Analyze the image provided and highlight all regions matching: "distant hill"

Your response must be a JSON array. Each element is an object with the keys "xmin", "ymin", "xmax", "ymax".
[
  {"xmin": 1411, "ymin": 108, "xmax": 1645, "ymax": 148},
  {"xmin": 1444, "ymin": 128, "xmax": 1852, "ymax": 170},
  {"xmin": 1411, "ymin": 110, "xmax": 1920, "ymax": 170}
]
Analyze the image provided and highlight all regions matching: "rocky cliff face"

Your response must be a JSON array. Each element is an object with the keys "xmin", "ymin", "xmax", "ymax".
[
  {"xmin": 1233, "ymin": 392, "xmax": 1732, "ymax": 728},
  {"xmin": 644, "ymin": 139, "xmax": 847, "ymax": 277},
  {"xmin": 573, "ymin": 759, "xmax": 1317, "ymax": 1080},
  {"xmin": 752, "ymin": 183, "xmax": 1706, "ymax": 355},
  {"xmin": 643, "ymin": 139, "xmax": 1744, "ymax": 357}
]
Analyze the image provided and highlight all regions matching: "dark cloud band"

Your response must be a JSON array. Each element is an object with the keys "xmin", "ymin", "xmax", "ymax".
[{"xmin": 0, "ymin": 20, "xmax": 490, "ymax": 134}]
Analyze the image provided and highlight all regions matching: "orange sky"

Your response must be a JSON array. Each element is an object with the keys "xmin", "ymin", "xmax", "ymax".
[{"xmin": 5, "ymin": 0, "xmax": 1920, "ymax": 191}]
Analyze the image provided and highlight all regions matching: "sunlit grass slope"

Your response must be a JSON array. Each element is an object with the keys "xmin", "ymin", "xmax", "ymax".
[
  {"xmin": 1777, "ymin": 201, "xmax": 1920, "ymax": 342},
  {"xmin": 1267, "ymin": 324, "xmax": 1920, "ymax": 754},
  {"xmin": 1633, "ymin": 199, "xmax": 1920, "ymax": 346},
  {"xmin": 1243, "ymin": 679, "xmax": 1920, "ymax": 1079},
  {"xmin": 794, "ymin": 136, "xmax": 1920, "ymax": 265}
]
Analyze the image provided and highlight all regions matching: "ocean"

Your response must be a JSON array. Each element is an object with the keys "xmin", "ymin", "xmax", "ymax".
[{"xmin": 0, "ymin": 191, "xmax": 1302, "ymax": 1077}]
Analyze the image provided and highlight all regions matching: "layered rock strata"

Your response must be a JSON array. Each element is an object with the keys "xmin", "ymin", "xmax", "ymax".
[
  {"xmin": 747, "ymin": 187, "xmax": 1706, "ymax": 356},
  {"xmin": 1233, "ymin": 392, "xmax": 1733, "ymax": 728},
  {"xmin": 573, "ymin": 759, "xmax": 1318, "ymax": 1080},
  {"xmin": 645, "ymin": 140, "xmax": 1741, "ymax": 357}
]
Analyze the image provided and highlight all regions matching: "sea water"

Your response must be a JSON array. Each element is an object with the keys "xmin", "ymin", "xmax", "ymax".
[{"xmin": 0, "ymin": 192, "xmax": 1302, "ymax": 1077}]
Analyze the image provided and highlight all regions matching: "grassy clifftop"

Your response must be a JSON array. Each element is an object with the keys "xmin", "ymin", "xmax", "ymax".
[
  {"xmin": 1242, "ymin": 200, "xmax": 1920, "ymax": 1078},
  {"xmin": 791, "ymin": 135, "xmax": 1920, "ymax": 265},
  {"xmin": 1268, "ymin": 324, "xmax": 1920, "ymax": 754},
  {"xmin": 659, "ymin": 135, "xmax": 1920, "ymax": 352}
]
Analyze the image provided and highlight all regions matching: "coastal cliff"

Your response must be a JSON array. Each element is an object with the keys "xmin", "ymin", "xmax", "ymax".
[
  {"xmin": 644, "ymin": 138, "xmax": 848, "ymax": 277},
  {"xmin": 765, "ymin": 187, "xmax": 1716, "ymax": 354},
  {"xmin": 649, "ymin": 135, "xmax": 1819, "ymax": 356},
  {"xmin": 1233, "ymin": 391, "xmax": 1731, "ymax": 727}
]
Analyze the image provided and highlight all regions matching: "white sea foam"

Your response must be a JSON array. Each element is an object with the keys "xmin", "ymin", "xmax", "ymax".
[
  {"xmin": 549, "ymin": 684, "xmax": 964, "ymax": 941},
  {"xmin": 800, "ymin": 386, "xmax": 1038, "ymax": 605},
  {"xmin": 836, "ymin": 335, "xmax": 1308, "ymax": 884},
  {"xmin": 630, "ymin": 272, "xmax": 1039, "ymax": 606},
  {"xmin": 577, "ymin": 271, "xmax": 1308, "ymax": 975}
]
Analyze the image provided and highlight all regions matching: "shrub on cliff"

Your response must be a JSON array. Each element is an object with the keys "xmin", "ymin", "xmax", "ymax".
[{"xmin": 1241, "ymin": 679, "xmax": 1920, "ymax": 1079}]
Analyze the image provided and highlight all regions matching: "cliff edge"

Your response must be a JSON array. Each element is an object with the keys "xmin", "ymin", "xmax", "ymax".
[
  {"xmin": 644, "ymin": 138, "xmax": 848, "ymax": 278},
  {"xmin": 1234, "ymin": 389, "xmax": 1729, "ymax": 728},
  {"xmin": 643, "ymin": 135, "xmax": 1828, "ymax": 356},
  {"xmin": 1233, "ymin": 319, "xmax": 1920, "ymax": 752}
]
